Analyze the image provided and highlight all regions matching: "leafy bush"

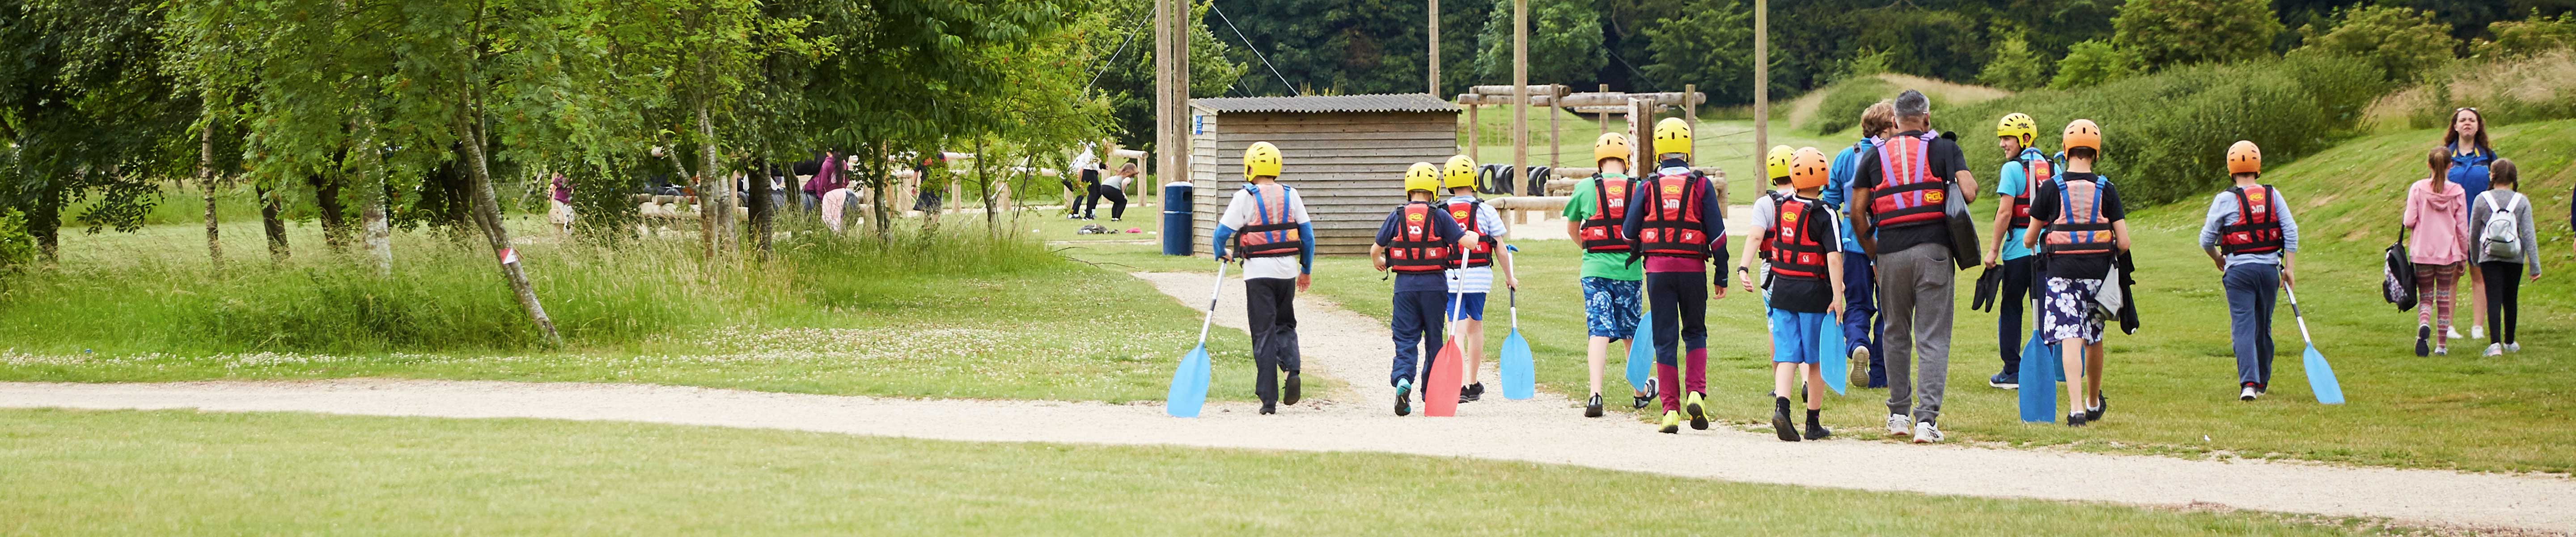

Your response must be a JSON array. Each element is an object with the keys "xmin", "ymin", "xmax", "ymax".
[
  {"xmin": 2291, "ymin": 5, "xmax": 2458, "ymax": 82},
  {"xmin": 2113, "ymin": 0, "xmax": 2284, "ymax": 71},
  {"xmin": 1976, "ymin": 32, "xmax": 2051, "ymax": 91},
  {"xmin": 2048, "ymin": 40, "xmax": 2141, "ymax": 90},
  {"xmin": 2473, "ymin": 13, "xmax": 2576, "ymax": 60},
  {"xmin": 0, "ymin": 208, "xmax": 34, "ymax": 271},
  {"xmin": 1941, "ymin": 54, "xmax": 2388, "ymax": 205},
  {"xmin": 1809, "ymin": 76, "xmax": 1896, "ymax": 136}
]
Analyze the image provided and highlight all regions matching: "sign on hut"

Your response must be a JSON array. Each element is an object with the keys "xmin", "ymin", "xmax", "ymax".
[{"xmin": 1189, "ymin": 94, "xmax": 1461, "ymax": 256}]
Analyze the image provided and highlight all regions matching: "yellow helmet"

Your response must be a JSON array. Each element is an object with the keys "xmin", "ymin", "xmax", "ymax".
[
  {"xmin": 1652, "ymin": 117, "xmax": 1692, "ymax": 158},
  {"xmin": 1790, "ymin": 147, "xmax": 1831, "ymax": 190},
  {"xmin": 1404, "ymin": 162, "xmax": 1441, "ymax": 194},
  {"xmin": 1593, "ymin": 132, "xmax": 1632, "ymax": 167},
  {"xmin": 1764, "ymin": 145, "xmax": 1796, "ymax": 182},
  {"xmin": 1243, "ymin": 141, "xmax": 1282, "ymax": 179},
  {"xmin": 1996, "ymin": 113, "xmax": 2037, "ymax": 145},
  {"xmin": 1443, "ymin": 155, "xmax": 1478, "ymax": 190}
]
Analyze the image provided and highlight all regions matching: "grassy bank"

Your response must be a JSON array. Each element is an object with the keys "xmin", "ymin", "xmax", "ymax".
[{"xmin": 0, "ymin": 409, "xmax": 2403, "ymax": 535}]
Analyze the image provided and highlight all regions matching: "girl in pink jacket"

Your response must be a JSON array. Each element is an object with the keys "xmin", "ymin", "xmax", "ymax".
[{"xmin": 2405, "ymin": 146, "xmax": 2473, "ymax": 356}]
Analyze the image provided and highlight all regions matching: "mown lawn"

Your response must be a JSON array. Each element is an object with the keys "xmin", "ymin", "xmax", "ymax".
[{"xmin": 0, "ymin": 409, "xmax": 2400, "ymax": 535}]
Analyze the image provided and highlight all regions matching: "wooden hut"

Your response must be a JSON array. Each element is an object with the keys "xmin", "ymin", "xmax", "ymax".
[{"xmin": 1189, "ymin": 94, "xmax": 1461, "ymax": 256}]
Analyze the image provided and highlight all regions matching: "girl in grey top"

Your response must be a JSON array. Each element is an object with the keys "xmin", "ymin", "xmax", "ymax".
[{"xmin": 2469, "ymin": 159, "xmax": 2541, "ymax": 356}]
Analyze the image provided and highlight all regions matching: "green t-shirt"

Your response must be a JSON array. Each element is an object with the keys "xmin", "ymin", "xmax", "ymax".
[{"xmin": 1561, "ymin": 175, "xmax": 1646, "ymax": 281}]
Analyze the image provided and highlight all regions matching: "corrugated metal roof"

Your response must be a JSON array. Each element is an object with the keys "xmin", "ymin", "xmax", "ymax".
[{"xmin": 1194, "ymin": 94, "xmax": 1460, "ymax": 114}]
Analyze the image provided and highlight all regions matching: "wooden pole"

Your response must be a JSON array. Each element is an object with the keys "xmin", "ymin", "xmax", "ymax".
[
  {"xmin": 1153, "ymin": 0, "xmax": 1171, "ymax": 194},
  {"xmin": 1754, "ymin": 0, "xmax": 1769, "ymax": 187},
  {"xmin": 1685, "ymin": 83, "xmax": 1698, "ymax": 159},
  {"xmin": 1511, "ymin": 0, "xmax": 1527, "ymax": 192},
  {"xmin": 1428, "ymin": 0, "xmax": 1440, "ymax": 96},
  {"xmin": 1467, "ymin": 101, "xmax": 1479, "ymax": 160},
  {"xmin": 1597, "ymin": 83, "xmax": 1610, "ymax": 136},
  {"xmin": 1548, "ymin": 95, "xmax": 1559, "ymax": 167},
  {"xmin": 1173, "ymin": 0, "xmax": 1190, "ymax": 191}
]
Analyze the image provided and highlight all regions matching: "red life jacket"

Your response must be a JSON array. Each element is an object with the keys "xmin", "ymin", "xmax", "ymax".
[
  {"xmin": 2043, "ymin": 176, "xmax": 2117, "ymax": 256},
  {"xmin": 1385, "ymin": 201, "xmax": 1454, "ymax": 273},
  {"xmin": 1768, "ymin": 195, "xmax": 1831, "ymax": 280},
  {"xmin": 2010, "ymin": 151, "xmax": 2049, "ymax": 229},
  {"xmin": 2219, "ymin": 185, "xmax": 2285, "ymax": 255},
  {"xmin": 1445, "ymin": 197, "xmax": 1496, "ymax": 268},
  {"xmin": 1234, "ymin": 183, "xmax": 1304, "ymax": 258},
  {"xmin": 1634, "ymin": 171, "xmax": 1713, "ymax": 259},
  {"xmin": 1867, "ymin": 132, "xmax": 1947, "ymax": 230},
  {"xmin": 1577, "ymin": 175, "xmax": 1631, "ymax": 253}
]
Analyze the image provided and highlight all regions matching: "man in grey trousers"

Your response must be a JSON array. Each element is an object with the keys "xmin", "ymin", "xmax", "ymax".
[{"xmin": 1849, "ymin": 90, "xmax": 1977, "ymax": 443}]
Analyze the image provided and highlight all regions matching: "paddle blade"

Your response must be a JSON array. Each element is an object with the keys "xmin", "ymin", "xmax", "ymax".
[
  {"xmin": 1165, "ymin": 345, "xmax": 1211, "ymax": 418},
  {"xmin": 1426, "ymin": 340, "xmax": 1465, "ymax": 416},
  {"xmin": 1819, "ymin": 320, "xmax": 1848, "ymax": 395},
  {"xmin": 1625, "ymin": 310, "xmax": 1654, "ymax": 390},
  {"xmin": 1500, "ymin": 329, "xmax": 1536, "ymax": 400},
  {"xmin": 2304, "ymin": 345, "xmax": 2344, "ymax": 405},
  {"xmin": 2018, "ymin": 332, "xmax": 2056, "ymax": 422}
]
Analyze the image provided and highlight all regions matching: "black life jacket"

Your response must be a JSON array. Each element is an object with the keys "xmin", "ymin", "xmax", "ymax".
[
  {"xmin": 2218, "ymin": 185, "xmax": 2285, "ymax": 255},
  {"xmin": 1577, "ymin": 175, "xmax": 1631, "ymax": 253},
  {"xmin": 1234, "ymin": 183, "xmax": 1304, "ymax": 258},
  {"xmin": 1386, "ymin": 201, "xmax": 1454, "ymax": 274},
  {"xmin": 1768, "ymin": 195, "xmax": 1831, "ymax": 280},
  {"xmin": 1634, "ymin": 170, "xmax": 1713, "ymax": 259},
  {"xmin": 1445, "ymin": 197, "xmax": 1496, "ymax": 268}
]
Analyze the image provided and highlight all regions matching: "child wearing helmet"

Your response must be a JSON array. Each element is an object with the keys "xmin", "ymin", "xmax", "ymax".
[
  {"xmin": 1733, "ymin": 145, "xmax": 1800, "ymax": 302},
  {"xmin": 1212, "ymin": 141, "xmax": 1316, "ymax": 414},
  {"xmin": 1984, "ymin": 112, "xmax": 2050, "ymax": 391},
  {"xmin": 1564, "ymin": 132, "xmax": 1652, "ymax": 417},
  {"xmin": 1439, "ymin": 154, "xmax": 1517, "ymax": 403},
  {"xmin": 1373, "ymin": 162, "xmax": 1482, "ymax": 416},
  {"xmin": 2022, "ymin": 119, "xmax": 2131, "ymax": 426},
  {"xmin": 1758, "ymin": 147, "xmax": 1848, "ymax": 442},
  {"xmin": 2196, "ymin": 141, "xmax": 2302, "ymax": 401},
  {"xmin": 1620, "ymin": 116, "xmax": 1733, "ymax": 434}
]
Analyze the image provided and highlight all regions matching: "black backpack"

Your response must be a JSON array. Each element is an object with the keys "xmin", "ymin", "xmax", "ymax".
[{"xmin": 2382, "ymin": 224, "xmax": 2418, "ymax": 311}]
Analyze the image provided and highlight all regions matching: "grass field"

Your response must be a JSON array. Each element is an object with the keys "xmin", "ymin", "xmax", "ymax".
[
  {"xmin": 1074, "ymin": 121, "xmax": 2576, "ymax": 474},
  {"xmin": 0, "ymin": 408, "xmax": 2407, "ymax": 535}
]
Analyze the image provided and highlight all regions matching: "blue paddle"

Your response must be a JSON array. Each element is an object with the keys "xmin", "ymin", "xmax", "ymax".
[
  {"xmin": 2018, "ymin": 327, "xmax": 2057, "ymax": 422},
  {"xmin": 1819, "ymin": 311, "xmax": 1848, "ymax": 395},
  {"xmin": 1625, "ymin": 286, "xmax": 1654, "ymax": 395},
  {"xmin": 1165, "ymin": 261, "xmax": 1227, "ymax": 418},
  {"xmin": 1499, "ymin": 246, "xmax": 1536, "ymax": 400},
  {"xmin": 2285, "ymin": 286, "xmax": 2345, "ymax": 405}
]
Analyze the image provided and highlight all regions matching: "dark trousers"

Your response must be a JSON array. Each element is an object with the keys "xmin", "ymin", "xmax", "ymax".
[
  {"xmin": 1389, "ymin": 290, "xmax": 1449, "ymax": 390},
  {"xmin": 1245, "ymin": 277, "xmax": 1301, "ymax": 404},
  {"xmin": 1997, "ymin": 255, "xmax": 2037, "ymax": 376},
  {"xmin": 1647, "ymin": 270, "xmax": 1709, "ymax": 409},
  {"xmin": 1839, "ymin": 252, "xmax": 1886, "ymax": 386},
  {"xmin": 1085, "ymin": 184, "xmax": 1128, "ymax": 219},
  {"xmin": 2480, "ymin": 261, "xmax": 2523, "ymax": 344},
  {"xmin": 2224, "ymin": 263, "xmax": 2280, "ymax": 387}
]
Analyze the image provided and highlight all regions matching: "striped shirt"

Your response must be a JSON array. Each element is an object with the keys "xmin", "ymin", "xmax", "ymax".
[{"xmin": 1443, "ymin": 195, "xmax": 1510, "ymax": 294}]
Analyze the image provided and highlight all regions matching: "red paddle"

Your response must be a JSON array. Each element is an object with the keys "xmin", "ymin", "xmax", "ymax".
[{"xmin": 1424, "ymin": 241, "xmax": 1472, "ymax": 417}]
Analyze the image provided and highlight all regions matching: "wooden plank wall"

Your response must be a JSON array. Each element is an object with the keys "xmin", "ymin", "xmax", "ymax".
[{"xmin": 1192, "ymin": 111, "xmax": 1460, "ymax": 256}]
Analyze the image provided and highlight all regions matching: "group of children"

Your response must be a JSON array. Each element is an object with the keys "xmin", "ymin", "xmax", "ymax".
[{"xmin": 1205, "ymin": 96, "xmax": 2542, "ymax": 439}]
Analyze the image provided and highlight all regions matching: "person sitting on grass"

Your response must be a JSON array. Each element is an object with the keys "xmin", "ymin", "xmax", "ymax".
[
  {"xmin": 1563, "ymin": 132, "xmax": 1650, "ymax": 417},
  {"xmin": 2023, "ymin": 119, "xmax": 2128, "ymax": 426},
  {"xmin": 1758, "ymin": 147, "xmax": 1847, "ymax": 442},
  {"xmin": 2198, "ymin": 141, "xmax": 2299, "ymax": 401},
  {"xmin": 1373, "ymin": 162, "xmax": 1480, "ymax": 417}
]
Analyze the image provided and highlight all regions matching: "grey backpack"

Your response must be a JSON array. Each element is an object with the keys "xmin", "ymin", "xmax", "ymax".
[{"xmin": 2480, "ymin": 191, "xmax": 2524, "ymax": 259}]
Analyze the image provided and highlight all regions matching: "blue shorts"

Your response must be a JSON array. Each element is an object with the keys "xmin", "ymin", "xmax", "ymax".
[
  {"xmin": 1581, "ymin": 277, "xmax": 1643, "ymax": 339},
  {"xmin": 1768, "ymin": 308, "xmax": 1831, "ymax": 364},
  {"xmin": 1446, "ymin": 293, "xmax": 1487, "ymax": 321}
]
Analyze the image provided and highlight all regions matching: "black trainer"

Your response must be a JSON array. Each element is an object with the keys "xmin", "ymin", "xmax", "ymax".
[
  {"xmin": 2416, "ymin": 324, "xmax": 2432, "ymax": 357},
  {"xmin": 2067, "ymin": 410, "xmax": 2089, "ymax": 427},
  {"xmin": 1771, "ymin": 397, "xmax": 1799, "ymax": 442},
  {"xmin": 1802, "ymin": 417, "xmax": 1833, "ymax": 440},
  {"xmin": 1259, "ymin": 402, "xmax": 1276, "ymax": 415},
  {"xmin": 1282, "ymin": 373, "xmax": 1302, "ymax": 405},
  {"xmin": 1584, "ymin": 394, "xmax": 1606, "ymax": 418},
  {"xmin": 2087, "ymin": 391, "xmax": 2107, "ymax": 422},
  {"xmin": 1394, "ymin": 379, "xmax": 1413, "ymax": 417},
  {"xmin": 1463, "ymin": 382, "xmax": 1483, "ymax": 403}
]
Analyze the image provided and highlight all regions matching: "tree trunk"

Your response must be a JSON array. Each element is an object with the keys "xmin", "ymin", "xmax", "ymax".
[
  {"xmin": 696, "ymin": 104, "xmax": 733, "ymax": 257},
  {"xmin": 199, "ymin": 122, "xmax": 222, "ymax": 267},
  {"xmin": 747, "ymin": 159, "xmax": 774, "ymax": 259},
  {"xmin": 979, "ymin": 141, "xmax": 1000, "ymax": 236},
  {"xmin": 456, "ymin": 109, "xmax": 561, "ymax": 345},
  {"xmin": 358, "ymin": 122, "xmax": 393, "ymax": 276},
  {"xmin": 257, "ymin": 183, "xmax": 289, "ymax": 261},
  {"xmin": 310, "ymin": 173, "xmax": 351, "ymax": 254},
  {"xmin": 867, "ymin": 143, "xmax": 894, "ymax": 244},
  {"xmin": 32, "ymin": 176, "xmax": 62, "ymax": 263}
]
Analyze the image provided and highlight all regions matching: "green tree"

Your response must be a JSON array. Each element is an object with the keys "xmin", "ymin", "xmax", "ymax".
[
  {"xmin": 1638, "ymin": 0, "xmax": 1754, "ymax": 101},
  {"xmin": 2292, "ymin": 5, "xmax": 2457, "ymax": 81},
  {"xmin": 1472, "ymin": 0, "xmax": 1605, "ymax": 86},
  {"xmin": 2048, "ymin": 39, "xmax": 2141, "ymax": 89},
  {"xmin": 2112, "ymin": 0, "xmax": 2284, "ymax": 71},
  {"xmin": 1093, "ymin": 0, "xmax": 1242, "ymax": 150},
  {"xmin": 1978, "ymin": 30, "xmax": 2052, "ymax": 90},
  {"xmin": 0, "ymin": 0, "xmax": 197, "ymax": 262},
  {"xmin": 2473, "ymin": 12, "xmax": 2576, "ymax": 59}
]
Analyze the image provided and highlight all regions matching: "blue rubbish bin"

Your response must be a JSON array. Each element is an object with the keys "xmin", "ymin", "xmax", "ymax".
[{"xmin": 1161, "ymin": 182, "xmax": 1194, "ymax": 256}]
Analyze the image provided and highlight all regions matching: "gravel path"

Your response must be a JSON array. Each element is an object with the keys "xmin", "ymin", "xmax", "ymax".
[{"xmin": 2, "ymin": 270, "xmax": 2569, "ymax": 533}]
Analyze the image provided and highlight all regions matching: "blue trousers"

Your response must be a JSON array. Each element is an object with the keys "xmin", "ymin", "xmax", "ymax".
[
  {"xmin": 2224, "ymin": 263, "xmax": 2281, "ymax": 388},
  {"xmin": 1389, "ymin": 290, "xmax": 1449, "ymax": 389},
  {"xmin": 1997, "ymin": 256, "xmax": 2036, "ymax": 376},
  {"xmin": 1839, "ymin": 252, "xmax": 1885, "ymax": 386}
]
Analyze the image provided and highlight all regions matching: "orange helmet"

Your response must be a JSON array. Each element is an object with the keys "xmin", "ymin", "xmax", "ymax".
[
  {"xmin": 2062, "ymin": 119, "xmax": 2102, "ymax": 153},
  {"xmin": 1789, "ymin": 147, "xmax": 1831, "ymax": 190},
  {"xmin": 2227, "ymin": 140, "xmax": 2262, "ymax": 175}
]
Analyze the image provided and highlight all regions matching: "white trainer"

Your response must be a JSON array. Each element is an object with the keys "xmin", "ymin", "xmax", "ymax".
[
  {"xmin": 2508, "ymin": 342, "xmax": 2522, "ymax": 353},
  {"xmin": 1885, "ymin": 413, "xmax": 1911, "ymax": 437},
  {"xmin": 2240, "ymin": 386, "xmax": 2258, "ymax": 401},
  {"xmin": 2448, "ymin": 326, "xmax": 2464, "ymax": 340},
  {"xmin": 1911, "ymin": 421, "xmax": 1945, "ymax": 443},
  {"xmin": 2472, "ymin": 324, "xmax": 2486, "ymax": 340},
  {"xmin": 2485, "ymin": 343, "xmax": 2505, "ymax": 357}
]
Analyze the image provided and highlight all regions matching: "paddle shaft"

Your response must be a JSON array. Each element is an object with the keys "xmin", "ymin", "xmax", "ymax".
[
  {"xmin": 2284, "ymin": 285, "xmax": 2316, "ymax": 345},
  {"xmin": 1195, "ymin": 262, "xmax": 1228, "ymax": 344}
]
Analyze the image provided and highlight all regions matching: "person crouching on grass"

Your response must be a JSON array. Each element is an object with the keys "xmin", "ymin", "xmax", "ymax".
[
  {"xmin": 1374, "ymin": 162, "xmax": 1481, "ymax": 416},
  {"xmin": 2199, "ymin": 141, "xmax": 2299, "ymax": 401},
  {"xmin": 1759, "ymin": 147, "xmax": 1846, "ymax": 441},
  {"xmin": 2023, "ymin": 119, "xmax": 2129, "ymax": 426},
  {"xmin": 1440, "ymin": 154, "xmax": 1517, "ymax": 403}
]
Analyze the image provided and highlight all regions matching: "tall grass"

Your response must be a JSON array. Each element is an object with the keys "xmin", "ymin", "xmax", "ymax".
[{"xmin": 2366, "ymin": 48, "xmax": 2576, "ymax": 132}]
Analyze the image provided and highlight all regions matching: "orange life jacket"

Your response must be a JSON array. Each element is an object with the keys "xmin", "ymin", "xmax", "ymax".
[
  {"xmin": 1234, "ymin": 183, "xmax": 1303, "ymax": 258},
  {"xmin": 1577, "ymin": 175, "xmax": 1631, "ymax": 253}
]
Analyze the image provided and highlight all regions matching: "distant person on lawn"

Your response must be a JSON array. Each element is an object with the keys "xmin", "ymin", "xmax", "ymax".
[
  {"xmin": 1439, "ymin": 154, "xmax": 1516, "ymax": 403},
  {"xmin": 2406, "ymin": 146, "xmax": 2472, "ymax": 357},
  {"xmin": 1851, "ymin": 90, "xmax": 1977, "ymax": 443},
  {"xmin": 1983, "ymin": 112, "xmax": 2049, "ymax": 391},
  {"xmin": 2445, "ymin": 108, "xmax": 2499, "ymax": 341},
  {"xmin": 2469, "ymin": 158, "xmax": 2539, "ymax": 357},
  {"xmin": 1757, "ymin": 147, "xmax": 1846, "ymax": 442},
  {"xmin": 1564, "ymin": 132, "xmax": 1650, "ymax": 417},
  {"xmin": 1212, "ymin": 141, "xmax": 1314, "ymax": 415},
  {"xmin": 1822, "ymin": 101, "xmax": 1898, "ymax": 389},
  {"xmin": 2024, "ymin": 119, "xmax": 2129, "ymax": 426},
  {"xmin": 2199, "ymin": 141, "xmax": 2299, "ymax": 401},
  {"xmin": 1620, "ymin": 117, "xmax": 1731, "ymax": 435},
  {"xmin": 1373, "ymin": 162, "xmax": 1480, "ymax": 417}
]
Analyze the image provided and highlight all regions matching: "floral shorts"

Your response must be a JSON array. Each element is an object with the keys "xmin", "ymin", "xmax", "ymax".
[
  {"xmin": 2042, "ymin": 277, "xmax": 2109, "ymax": 344},
  {"xmin": 1582, "ymin": 277, "xmax": 1644, "ymax": 339}
]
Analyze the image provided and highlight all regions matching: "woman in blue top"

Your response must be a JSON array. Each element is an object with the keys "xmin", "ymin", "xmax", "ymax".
[{"xmin": 2446, "ymin": 107, "xmax": 2497, "ymax": 341}]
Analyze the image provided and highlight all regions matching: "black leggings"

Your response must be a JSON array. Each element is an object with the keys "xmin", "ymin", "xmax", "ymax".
[
  {"xmin": 2479, "ymin": 261, "xmax": 2523, "ymax": 344},
  {"xmin": 1085, "ymin": 184, "xmax": 1128, "ymax": 219}
]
